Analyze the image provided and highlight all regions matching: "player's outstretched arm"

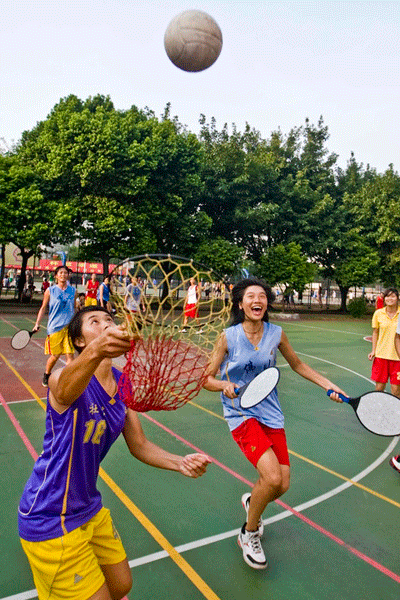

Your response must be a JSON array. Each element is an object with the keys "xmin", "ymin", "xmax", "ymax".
[
  {"xmin": 33, "ymin": 288, "xmax": 51, "ymax": 331},
  {"xmin": 278, "ymin": 330, "xmax": 346, "ymax": 402},
  {"xmin": 123, "ymin": 409, "xmax": 210, "ymax": 477}
]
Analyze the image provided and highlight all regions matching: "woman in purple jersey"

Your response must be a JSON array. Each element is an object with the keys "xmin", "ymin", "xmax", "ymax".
[
  {"xmin": 205, "ymin": 278, "xmax": 345, "ymax": 571},
  {"xmin": 19, "ymin": 306, "xmax": 210, "ymax": 600}
]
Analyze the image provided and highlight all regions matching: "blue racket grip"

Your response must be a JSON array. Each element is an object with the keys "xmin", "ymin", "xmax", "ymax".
[
  {"xmin": 234, "ymin": 387, "xmax": 240, "ymax": 395},
  {"xmin": 327, "ymin": 389, "xmax": 349, "ymax": 403}
]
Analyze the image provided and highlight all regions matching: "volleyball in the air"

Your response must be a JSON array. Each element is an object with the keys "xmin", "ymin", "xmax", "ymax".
[{"xmin": 164, "ymin": 10, "xmax": 223, "ymax": 72}]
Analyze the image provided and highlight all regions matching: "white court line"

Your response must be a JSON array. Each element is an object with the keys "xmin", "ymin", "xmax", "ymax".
[
  {"xmin": 296, "ymin": 351, "xmax": 373, "ymax": 384},
  {"xmin": 0, "ymin": 398, "xmax": 46, "ymax": 406},
  {"xmin": 276, "ymin": 320, "xmax": 369, "ymax": 336}
]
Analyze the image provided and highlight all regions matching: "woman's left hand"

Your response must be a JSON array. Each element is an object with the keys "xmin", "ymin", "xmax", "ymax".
[{"xmin": 179, "ymin": 453, "xmax": 211, "ymax": 478}]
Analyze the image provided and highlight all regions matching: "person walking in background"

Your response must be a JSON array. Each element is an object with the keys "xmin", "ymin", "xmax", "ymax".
[
  {"xmin": 182, "ymin": 277, "xmax": 200, "ymax": 330},
  {"xmin": 85, "ymin": 272, "xmax": 99, "ymax": 307},
  {"xmin": 98, "ymin": 275, "xmax": 112, "ymax": 312},
  {"xmin": 41, "ymin": 277, "xmax": 50, "ymax": 294},
  {"xmin": 375, "ymin": 291, "xmax": 384, "ymax": 309},
  {"xmin": 125, "ymin": 276, "xmax": 145, "ymax": 316},
  {"xmin": 33, "ymin": 265, "xmax": 76, "ymax": 387},
  {"xmin": 368, "ymin": 288, "xmax": 400, "ymax": 397}
]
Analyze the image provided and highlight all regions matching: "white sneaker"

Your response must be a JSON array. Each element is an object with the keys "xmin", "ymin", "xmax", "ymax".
[
  {"xmin": 238, "ymin": 524, "xmax": 268, "ymax": 570},
  {"xmin": 389, "ymin": 455, "xmax": 400, "ymax": 473},
  {"xmin": 241, "ymin": 493, "xmax": 264, "ymax": 538}
]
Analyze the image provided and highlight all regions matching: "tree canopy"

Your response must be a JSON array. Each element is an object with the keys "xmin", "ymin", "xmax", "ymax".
[{"xmin": 1, "ymin": 94, "xmax": 398, "ymax": 307}]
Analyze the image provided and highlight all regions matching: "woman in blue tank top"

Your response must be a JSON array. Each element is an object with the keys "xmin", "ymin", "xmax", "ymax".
[
  {"xmin": 205, "ymin": 278, "xmax": 345, "ymax": 570},
  {"xmin": 19, "ymin": 306, "xmax": 210, "ymax": 600}
]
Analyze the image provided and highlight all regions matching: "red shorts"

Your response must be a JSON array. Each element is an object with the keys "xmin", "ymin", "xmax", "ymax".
[
  {"xmin": 184, "ymin": 303, "xmax": 198, "ymax": 319},
  {"xmin": 231, "ymin": 418, "xmax": 290, "ymax": 467},
  {"xmin": 371, "ymin": 357, "xmax": 400, "ymax": 384}
]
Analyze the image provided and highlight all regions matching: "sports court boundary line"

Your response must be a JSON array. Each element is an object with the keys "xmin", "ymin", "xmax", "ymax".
[{"xmin": 142, "ymin": 413, "xmax": 400, "ymax": 584}]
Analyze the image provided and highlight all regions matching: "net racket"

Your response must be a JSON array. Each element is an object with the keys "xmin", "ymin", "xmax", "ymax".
[
  {"xmin": 235, "ymin": 367, "xmax": 280, "ymax": 409},
  {"xmin": 327, "ymin": 389, "xmax": 400, "ymax": 436},
  {"xmin": 11, "ymin": 329, "xmax": 36, "ymax": 350},
  {"xmin": 113, "ymin": 255, "xmax": 232, "ymax": 412}
]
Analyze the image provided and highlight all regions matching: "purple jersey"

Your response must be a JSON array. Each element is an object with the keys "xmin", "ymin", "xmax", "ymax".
[{"xmin": 18, "ymin": 368, "xmax": 127, "ymax": 541}]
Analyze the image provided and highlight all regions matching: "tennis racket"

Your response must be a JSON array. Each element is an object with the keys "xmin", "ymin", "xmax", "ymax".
[
  {"xmin": 327, "ymin": 389, "xmax": 400, "ymax": 436},
  {"xmin": 235, "ymin": 367, "xmax": 280, "ymax": 409},
  {"xmin": 11, "ymin": 329, "xmax": 36, "ymax": 350}
]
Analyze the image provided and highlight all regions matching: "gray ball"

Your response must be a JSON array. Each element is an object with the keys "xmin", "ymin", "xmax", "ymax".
[{"xmin": 164, "ymin": 10, "xmax": 223, "ymax": 72}]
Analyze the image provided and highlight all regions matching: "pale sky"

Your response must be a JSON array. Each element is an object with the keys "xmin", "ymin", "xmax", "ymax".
[{"xmin": 2, "ymin": 1, "xmax": 399, "ymax": 173}]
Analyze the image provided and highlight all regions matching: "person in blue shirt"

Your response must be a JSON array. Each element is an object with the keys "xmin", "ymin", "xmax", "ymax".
[
  {"xmin": 205, "ymin": 278, "xmax": 345, "ymax": 570},
  {"xmin": 33, "ymin": 265, "xmax": 77, "ymax": 387},
  {"xmin": 20, "ymin": 306, "xmax": 210, "ymax": 600},
  {"xmin": 98, "ymin": 275, "xmax": 112, "ymax": 312}
]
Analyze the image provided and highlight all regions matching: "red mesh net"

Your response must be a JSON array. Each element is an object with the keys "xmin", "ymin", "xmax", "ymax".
[{"xmin": 118, "ymin": 336, "xmax": 210, "ymax": 411}]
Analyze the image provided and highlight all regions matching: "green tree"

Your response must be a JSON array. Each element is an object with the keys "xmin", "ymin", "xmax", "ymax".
[
  {"xmin": 17, "ymin": 96, "xmax": 207, "ymax": 274},
  {"xmin": 0, "ymin": 155, "xmax": 57, "ymax": 300},
  {"xmin": 257, "ymin": 242, "xmax": 317, "ymax": 307},
  {"xmin": 194, "ymin": 237, "xmax": 246, "ymax": 277},
  {"xmin": 344, "ymin": 166, "xmax": 400, "ymax": 286}
]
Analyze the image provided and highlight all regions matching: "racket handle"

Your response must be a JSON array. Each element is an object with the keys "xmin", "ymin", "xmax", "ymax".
[
  {"xmin": 234, "ymin": 387, "xmax": 240, "ymax": 395},
  {"xmin": 327, "ymin": 390, "xmax": 349, "ymax": 403}
]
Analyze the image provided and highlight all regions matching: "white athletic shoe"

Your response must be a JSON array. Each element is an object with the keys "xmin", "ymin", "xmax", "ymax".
[
  {"xmin": 241, "ymin": 493, "xmax": 264, "ymax": 538},
  {"xmin": 389, "ymin": 455, "xmax": 400, "ymax": 473},
  {"xmin": 238, "ymin": 524, "xmax": 268, "ymax": 570}
]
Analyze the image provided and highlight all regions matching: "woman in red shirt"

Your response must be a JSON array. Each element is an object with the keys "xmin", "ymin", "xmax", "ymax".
[{"xmin": 85, "ymin": 273, "xmax": 99, "ymax": 307}]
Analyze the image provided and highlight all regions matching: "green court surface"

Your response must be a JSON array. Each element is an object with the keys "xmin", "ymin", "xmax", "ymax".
[{"xmin": 0, "ymin": 310, "xmax": 399, "ymax": 600}]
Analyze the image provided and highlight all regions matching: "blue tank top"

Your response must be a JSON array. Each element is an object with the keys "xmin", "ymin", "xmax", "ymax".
[
  {"xmin": 47, "ymin": 284, "xmax": 76, "ymax": 335},
  {"xmin": 18, "ymin": 368, "xmax": 127, "ymax": 541},
  {"xmin": 220, "ymin": 322, "xmax": 284, "ymax": 431},
  {"xmin": 98, "ymin": 282, "xmax": 110, "ymax": 302}
]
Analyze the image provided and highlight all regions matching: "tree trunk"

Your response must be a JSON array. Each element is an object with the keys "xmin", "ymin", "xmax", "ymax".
[
  {"xmin": 0, "ymin": 244, "xmax": 5, "ymax": 296},
  {"xmin": 17, "ymin": 250, "xmax": 34, "ymax": 302},
  {"xmin": 338, "ymin": 285, "xmax": 349, "ymax": 312}
]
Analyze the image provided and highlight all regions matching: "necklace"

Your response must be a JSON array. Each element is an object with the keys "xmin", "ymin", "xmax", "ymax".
[
  {"xmin": 243, "ymin": 323, "xmax": 263, "ymax": 350},
  {"xmin": 243, "ymin": 324, "xmax": 263, "ymax": 335}
]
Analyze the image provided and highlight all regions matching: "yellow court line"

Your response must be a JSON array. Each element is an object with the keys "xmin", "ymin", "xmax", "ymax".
[
  {"xmin": 190, "ymin": 399, "xmax": 400, "ymax": 509},
  {"xmin": 0, "ymin": 352, "xmax": 46, "ymax": 410},
  {"xmin": 100, "ymin": 468, "xmax": 221, "ymax": 600},
  {"xmin": 288, "ymin": 449, "xmax": 400, "ymax": 509},
  {"xmin": 0, "ymin": 352, "xmax": 222, "ymax": 600}
]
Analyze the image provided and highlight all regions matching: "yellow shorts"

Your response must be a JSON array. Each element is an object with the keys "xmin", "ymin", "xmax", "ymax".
[
  {"xmin": 45, "ymin": 326, "xmax": 75, "ymax": 356},
  {"xmin": 20, "ymin": 507, "xmax": 127, "ymax": 600},
  {"xmin": 85, "ymin": 297, "xmax": 98, "ymax": 307}
]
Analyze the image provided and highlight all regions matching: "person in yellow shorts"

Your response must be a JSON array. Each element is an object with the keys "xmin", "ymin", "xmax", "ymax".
[
  {"xmin": 19, "ymin": 306, "xmax": 210, "ymax": 600},
  {"xmin": 33, "ymin": 265, "xmax": 77, "ymax": 387},
  {"xmin": 85, "ymin": 272, "xmax": 100, "ymax": 306}
]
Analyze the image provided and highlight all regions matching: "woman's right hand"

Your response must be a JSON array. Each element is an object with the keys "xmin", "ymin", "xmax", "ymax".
[{"xmin": 222, "ymin": 381, "xmax": 238, "ymax": 399}]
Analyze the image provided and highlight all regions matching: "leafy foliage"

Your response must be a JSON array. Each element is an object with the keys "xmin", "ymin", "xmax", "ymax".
[{"xmin": 2, "ymin": 94, "xmax": 397, "ymax": 308}]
